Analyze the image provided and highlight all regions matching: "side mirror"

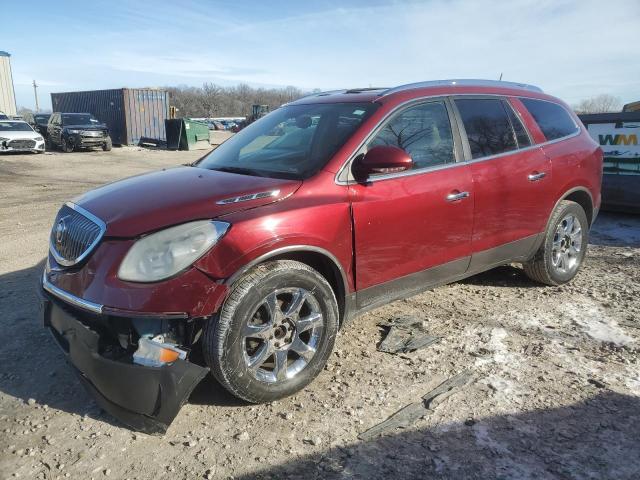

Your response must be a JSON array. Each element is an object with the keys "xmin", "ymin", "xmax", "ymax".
[{"xmin": 352, "ymin": 145, "xmax": 413, "ymax": 181}]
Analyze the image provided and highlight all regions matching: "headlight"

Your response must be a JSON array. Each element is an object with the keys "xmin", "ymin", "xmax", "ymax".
[
  {"xmin": 35, "ymin": 136, "xmax": 44, "ymax": 141},
  {"xmin": 118, "ymin": 220, "xmax": 229, "ymax": 282},
  {"xmin": 67, "ymin": 129, "xmax": 81, "ymax": 134}
]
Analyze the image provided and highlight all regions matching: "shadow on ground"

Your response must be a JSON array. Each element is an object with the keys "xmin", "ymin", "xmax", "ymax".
[{"xmin": 236, "ymin": 391, "xmax": 640, "ymax": 479}]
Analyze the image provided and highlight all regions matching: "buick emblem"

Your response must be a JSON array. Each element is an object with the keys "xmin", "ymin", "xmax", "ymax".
[{"xmin": 55, "ymin": 217, "xmax": 68, "ymax": 246}]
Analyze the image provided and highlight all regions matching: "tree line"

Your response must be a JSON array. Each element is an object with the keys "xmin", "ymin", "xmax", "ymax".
[{"xmin": 165, "ymin": 83, "xmax": 313, "ymax": 118}]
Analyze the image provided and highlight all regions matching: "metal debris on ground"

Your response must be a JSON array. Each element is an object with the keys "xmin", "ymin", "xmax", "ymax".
[
  {"xmin": 358, "ymin": 370, "xmax": 474, "ymax": 441},
  {"xmin": 377, "ymin": 316, "xmax": 441, "ymax": 354}
]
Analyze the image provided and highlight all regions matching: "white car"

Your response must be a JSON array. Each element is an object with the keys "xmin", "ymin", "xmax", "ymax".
[{"xmin": 0, "ymin": 120, "xmax": 46, "ymax": 153}]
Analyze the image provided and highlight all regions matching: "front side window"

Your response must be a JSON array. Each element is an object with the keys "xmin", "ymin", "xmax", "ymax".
[
  {"xmin": 521, "ymin": 98, "xmax": 579, "ymax": 141},
  {"xmin": 197, "ymin": 102, "xmax": 378, "ymax": 179},
  {"xmin": 368, "ymin": 101, "xmax": 455, "ymax": 169},
  {"xmin": 455, "ymin": 98, "xmax": 518, "ymax": 159}
]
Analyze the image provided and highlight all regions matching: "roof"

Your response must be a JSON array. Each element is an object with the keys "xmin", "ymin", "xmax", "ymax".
[
  {"xmin": 290, "ymin": 79, "xmax": 545, "ymax": 105},
  {"xmin": 0, "ymin": 51, "xmax": 10, "ymax": 57}
]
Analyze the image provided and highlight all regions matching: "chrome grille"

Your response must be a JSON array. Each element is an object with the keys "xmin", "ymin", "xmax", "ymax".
[
  {"xmin": 9, "ymin": 139, "xmax": 36, "ymax": 149},
  {"xmin": 49, "ymin": 203, "xmax": 106, "ymax": 266},
  {"xmin": 82, "ymin": 130, "xmax": 104, "ymax": 137}
]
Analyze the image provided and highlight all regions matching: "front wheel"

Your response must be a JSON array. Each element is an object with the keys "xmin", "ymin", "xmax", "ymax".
[
  {"xmin": 102, "ymin": 136, "xmax": 112, "ymax": 151},
  {"xmin": 60, "ymin": 136, "xmax": 74, "ymax": 153},
  {"xmin": 523, "ymin": 200, "xmax": 589, "ymax": 285},
  {"xmin": 203, "ymin": 260, "xmax": 339, "ymax": 403}
]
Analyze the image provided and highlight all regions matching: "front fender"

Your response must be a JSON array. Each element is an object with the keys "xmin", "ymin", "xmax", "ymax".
[{"xmin": 194, "ymin": 200, "xmax": 354, "ymax": 292}]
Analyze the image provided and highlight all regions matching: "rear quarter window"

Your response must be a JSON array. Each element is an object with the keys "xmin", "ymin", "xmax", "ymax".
[{"xmin": 521, "ymin": 98, "xmax": 579, "ymax": 141}]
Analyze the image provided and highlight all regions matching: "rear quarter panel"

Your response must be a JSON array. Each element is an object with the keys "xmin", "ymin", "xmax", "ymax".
[{"xmin": 514, "ymin": 96, "xmax": 602, "ymax": 220}]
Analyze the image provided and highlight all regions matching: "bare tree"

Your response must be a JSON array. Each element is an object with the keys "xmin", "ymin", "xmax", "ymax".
[
  {"xmin": 16, "ymin": 106, "xmax": 34, "ymax": 117},
  {"xmin": 165, "ymin": 83, "xmax": 308, "ymax": 118},
  {"xmin": 573, "ymin": 94, "xmax": 621, "ymax": 114}
]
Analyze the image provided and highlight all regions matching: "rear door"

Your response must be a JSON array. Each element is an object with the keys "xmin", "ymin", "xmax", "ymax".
[
  {"xmin": 453, "ymin": 97, "xmax": 553, "ymax": 270},
  {"xmin": 350, "ymin": 99, "xmax": 474, "ymax": 309}
]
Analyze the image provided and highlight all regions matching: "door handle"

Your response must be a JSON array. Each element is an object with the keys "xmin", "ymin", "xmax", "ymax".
[
  {"xmin": 528, "ymin": 172, "xmax": 546, "ymax": 182},
  {"xmin": 446, "ymin": 191, "xmax": 470, "ymax": 202}
]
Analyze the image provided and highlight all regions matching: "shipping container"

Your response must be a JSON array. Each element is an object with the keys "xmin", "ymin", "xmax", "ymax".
[
  {"xmin": 50, "ymin": 88, "xmax": 170, "ymax": 145},
  {"xmin": 0, "ymin": 51, "xmax": 17, "ymax": 116}
]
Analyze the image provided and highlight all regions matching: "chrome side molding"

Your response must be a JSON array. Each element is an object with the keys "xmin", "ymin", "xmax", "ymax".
[{"xmin": 216, "ymin": 190, "xmax": 280, "ymax": 205}]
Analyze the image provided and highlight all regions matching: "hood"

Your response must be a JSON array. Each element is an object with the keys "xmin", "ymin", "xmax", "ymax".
[
  {"xmin": 0, "ymin": 130, "xmax": 41, "ymax": 140},
  {"xmin": 73, "ymin": 166, "xmax": 302, "ymax": 237},
  {"xmin": 64, "ymin": 124, "xmax": 107, "ymax": 130}
]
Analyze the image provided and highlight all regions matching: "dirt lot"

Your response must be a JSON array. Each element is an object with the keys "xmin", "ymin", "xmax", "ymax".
[{"xmin": 1, "ymin": 148, "xmax": 639, "ymax": 480}]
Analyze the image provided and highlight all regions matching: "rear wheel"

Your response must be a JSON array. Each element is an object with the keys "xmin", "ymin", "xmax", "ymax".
[
  {"xmin": 203, "ymin": 260, "xmax": 339, "ymax": 403},
  {"xmin": 523, "ymin": 200, "xmax": 589, "ymax": 285}
]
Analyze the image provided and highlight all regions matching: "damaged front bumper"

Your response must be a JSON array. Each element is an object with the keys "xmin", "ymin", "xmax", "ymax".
[{"xmin": 40, "ymin": 280, "xmax": 209, "ymax": 434}]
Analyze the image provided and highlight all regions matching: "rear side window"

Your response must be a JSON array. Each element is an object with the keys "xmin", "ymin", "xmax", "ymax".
[
  {"xmin": 455, "ymin": 98, "xmax": 517, "ymax": 159},
  {"xmin": 368, "ymin": 101, "xmax": 455, "ymax": 169},
  {"xmin": 505, "ymin": 103, "xmax": 531, "ymax": 148},
  {"xmin": 521, "ymin": 98, "xmax": 579, "ymax": 141}
]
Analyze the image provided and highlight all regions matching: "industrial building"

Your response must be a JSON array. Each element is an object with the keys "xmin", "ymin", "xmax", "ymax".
[
  {"xmin": 51, "ymin": 88, "xmax": 170, "ymax": 145},
  {"xmin": 0, "ymin": 51, "xmax": 17, "ymax": 116}
]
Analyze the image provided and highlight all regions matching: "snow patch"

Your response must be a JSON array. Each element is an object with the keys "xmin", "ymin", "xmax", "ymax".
[
  {"xmin": 561, "ymin": 302, "xmax": 634, "ymax": 346},
  {"xmin": 474, "ymin": 327, "xmax": 514, "ymax": 366}
]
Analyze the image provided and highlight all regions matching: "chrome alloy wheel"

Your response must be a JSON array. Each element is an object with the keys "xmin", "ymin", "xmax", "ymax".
[
  {"xmin": 551, "ymin": 213, "xmax": 583, "ymax": 275},
  {"xmin": 242, "ymin": 288, "xmax": 323, "ymax": 383}
]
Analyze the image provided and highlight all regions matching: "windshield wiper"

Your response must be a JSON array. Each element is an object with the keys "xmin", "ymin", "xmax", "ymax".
[{"xmin": 212, "ymin": 166, "xmax": 263, "ymax": 177}]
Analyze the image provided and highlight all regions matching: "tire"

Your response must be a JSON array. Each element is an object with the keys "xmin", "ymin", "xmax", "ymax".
[
  {"xmin": 203, "ymin": 260, "xmax": 339, "ymax": 403},
  {"xmin": 523, "ymin": 200, "xmax": 589, "ymax": 286},
  {"xmin": 102, "ymin": 136, "xmax": 112, "ymax": 151},
  {"xmin": 61, "ymin": 136, "xmax": 74, "ymax": 153}
]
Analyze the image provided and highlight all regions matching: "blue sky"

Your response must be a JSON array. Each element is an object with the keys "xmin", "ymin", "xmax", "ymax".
[{"xmin": 3, "ymin": 0, "xmax": 638, "ymax": 110}]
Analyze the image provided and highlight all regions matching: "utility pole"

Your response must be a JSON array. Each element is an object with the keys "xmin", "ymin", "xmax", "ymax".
[{"xmin": 33, "ymin": 80, "xmax": 39, "ymax": 112}]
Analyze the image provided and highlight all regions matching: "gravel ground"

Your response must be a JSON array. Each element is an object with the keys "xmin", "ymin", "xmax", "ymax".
[{"xmin": 1, "ymin": 148, "xmax": 639, "ymax": 480}]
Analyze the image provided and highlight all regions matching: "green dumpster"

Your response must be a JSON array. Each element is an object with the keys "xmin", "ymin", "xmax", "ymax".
[{"xmin": 165, "ymin": 118, "xmax": 211, "ymax": 150}]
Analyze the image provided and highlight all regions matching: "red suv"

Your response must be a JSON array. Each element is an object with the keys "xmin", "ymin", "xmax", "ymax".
[{"xmin": 41, "ymin": 80, "xmax": 602, "ymax": 433}]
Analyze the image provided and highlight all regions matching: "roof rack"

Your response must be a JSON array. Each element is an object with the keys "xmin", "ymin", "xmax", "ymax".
[
  {"xmin": 344, "ymin": 87, "xmax": 388, "ymax": 94},
  {"xmin": 380, "ymin": 79, "xmax": 543, "ymax": 97}
]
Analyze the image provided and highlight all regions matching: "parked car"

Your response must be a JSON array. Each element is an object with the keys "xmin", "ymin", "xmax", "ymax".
[
  {"xmin": 0, "ymin": 120, "xmax": 45, "ymax": 153},
  {"xmin": 0, "ymin": 111, "xmax": 8, "ymax": 120},
  {"xmin": 46, "ymin": 112, "xmax": 112, "ymax": 152},
  {"xmin": 207, "ymin": 120, "xmax": 226, "ymax": 131},
  {"xmin": 41, "ymin": 79, "xmax": 602, "ymax": 433},
  {"xmin": 24, "ymin": 112, "xmax": 52, "ymax": 137}
]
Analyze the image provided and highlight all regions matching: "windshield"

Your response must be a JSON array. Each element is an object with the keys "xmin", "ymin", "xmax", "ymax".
[
  {"xmin": 197, "ymin": 102, "xmax": 378, "ymax": 179},
  {"xmin": 62, "ymin": 114, "xmax": 100, "ymax": 125},
  {"xmin": 0, "ymin": 121, "xmax": 34, "ymax": 132},
  {"xmin": 34, "ymin": 114, "xmax": 51, "ymax": 124}
]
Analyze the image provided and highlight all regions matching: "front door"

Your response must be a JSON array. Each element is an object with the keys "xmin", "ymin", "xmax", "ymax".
[{"xmin": 349, "ymin": 99, "xmax": 474, "ymax": 309}]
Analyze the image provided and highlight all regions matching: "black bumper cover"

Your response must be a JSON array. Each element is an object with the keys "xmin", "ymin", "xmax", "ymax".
[{"xmin": 41, "ymin": 295, "xmax": 208, "ymax": 434}]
